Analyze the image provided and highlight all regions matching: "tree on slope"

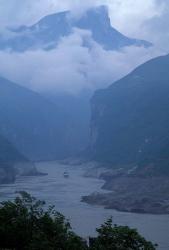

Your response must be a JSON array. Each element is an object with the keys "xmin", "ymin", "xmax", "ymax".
[
  {"xmin": 0, "ymin": 192, "xmax": 157, "ymax": 250},
  {"xmin": 90, "ymin": 218, "xmax": 157, "ymax": 250}
]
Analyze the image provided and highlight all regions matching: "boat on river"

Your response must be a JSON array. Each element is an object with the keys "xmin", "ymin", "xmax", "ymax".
[{"xmin": 63, "ymin": 171, "xmax": 69, "ymax": 178}]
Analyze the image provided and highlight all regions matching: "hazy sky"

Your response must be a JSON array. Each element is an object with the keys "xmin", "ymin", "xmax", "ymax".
[{"xmin": 0, "ymin": 0, "xmax": 168, "ymax": 94}]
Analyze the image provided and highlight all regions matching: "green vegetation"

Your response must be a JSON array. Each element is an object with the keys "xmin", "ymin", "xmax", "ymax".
[
  {"xmin": 90, "ymin": 218, "xmax": 157, "ymax": 250},
  {"xmin": 0, "ymin": 192, "xmax": 157, "ymax": 250}
]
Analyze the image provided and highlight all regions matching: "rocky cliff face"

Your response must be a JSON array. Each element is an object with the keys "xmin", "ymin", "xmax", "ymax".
[
  {"xmin": 83, "ymin": 54, "xmax": 169, "ymax": 214},
  {"xmin": 90, "ymin": 54, "xmax": 169, "ymax": 175}
]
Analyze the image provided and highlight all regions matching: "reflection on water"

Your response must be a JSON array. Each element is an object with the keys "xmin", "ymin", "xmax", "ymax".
[{"xmin": 0, "ymin": 161, "xmax": 169, "ymax": 250}]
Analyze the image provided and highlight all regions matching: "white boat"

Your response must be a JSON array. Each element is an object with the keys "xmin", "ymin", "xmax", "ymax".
[{"xmin": 63, "ymin": 171, "xmax": 69, "ymax": 178}]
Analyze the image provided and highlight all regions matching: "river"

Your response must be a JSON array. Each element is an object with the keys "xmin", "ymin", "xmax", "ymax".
[{"xmin": 0, "ymin": 161, "xmax": 169, "ymax": 249}]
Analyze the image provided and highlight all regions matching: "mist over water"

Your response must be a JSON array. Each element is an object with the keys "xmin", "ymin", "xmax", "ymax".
[{"xmin": 0, "ymin": 162, "xmax": 168, "ymax": 250}]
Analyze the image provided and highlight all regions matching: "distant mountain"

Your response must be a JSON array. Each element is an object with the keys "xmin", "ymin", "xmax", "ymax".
[
  {"xmin": 89, "ymin": 54, "xmax": 169, "ymax": 175},
  {"xmin": 0, "ymin": 76, "xmax": 72, "ymax": 160},
  {"xmin": 0, "ymin": 6, "xmax": 151, "ymax": 52},
  {"xmin": 0, "ymin": 134, "xmax": 36, "ymax": 184},
  {"xmin": 0, "ymin": 5, "xmax": 152, "ymax": 162}
]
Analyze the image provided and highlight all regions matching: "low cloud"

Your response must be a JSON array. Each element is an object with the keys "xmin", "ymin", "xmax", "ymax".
[
  {"xmin": 0, "ymin": 0, "xmax": 168, "ymax": 95},
  {"xmin": 0, "ymin": 0, "xmax": 167, "ymax": 43},
  {"xmin": 0, "ymin": 28, "xmax": 164, "ymax": 95}
]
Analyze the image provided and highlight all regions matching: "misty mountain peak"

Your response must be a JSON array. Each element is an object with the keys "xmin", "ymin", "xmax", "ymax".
[
  {"xmin": 0, "ymin": 5, "xmax": 151, "ymax": 52},
  {"xmin": 75, "ymin": 5, "xmax": 110, "ymax": 27},
  {"xmin": 38, "ymin": 5, "xmax": 110, "ymax": 30}
]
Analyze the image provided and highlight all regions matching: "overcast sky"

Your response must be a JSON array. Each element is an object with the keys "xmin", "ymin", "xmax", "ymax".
[{"xmin": 0, "ymin": 0, "xmax": 168, "ymax": 94}]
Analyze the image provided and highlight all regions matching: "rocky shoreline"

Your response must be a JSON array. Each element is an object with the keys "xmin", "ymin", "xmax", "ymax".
[
  {"xmin": 0, "ymin": 161, "xmax": 47, "ymax": 185},
  {"xmin": 82, "ymin": 165, "xmax": 169, "ymax": 215}
]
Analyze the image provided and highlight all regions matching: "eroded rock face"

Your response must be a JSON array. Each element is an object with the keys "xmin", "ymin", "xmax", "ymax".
[
  {"xmin": 81, "ymin": 162, "xmax": 169, "ymax": 214},
  {"xmin": 82, "ymin": 169, "xmax": 169, "ymax": 214}
]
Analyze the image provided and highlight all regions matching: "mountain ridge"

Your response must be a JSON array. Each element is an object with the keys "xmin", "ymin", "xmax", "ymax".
[
  {"xmin": 89, "ymin": 53, "xmax": 169, "ymax": 175},
  {"xmin": 0, "ymin": 5, "xmax": 151, "ymax": 52},
  {"xmin": 0, "ymin": 76, "xmax": 69, "ymax": 160},
  {"xmin": 82, "ymin": 53, "xmax": 169, "ymax": 214}
]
